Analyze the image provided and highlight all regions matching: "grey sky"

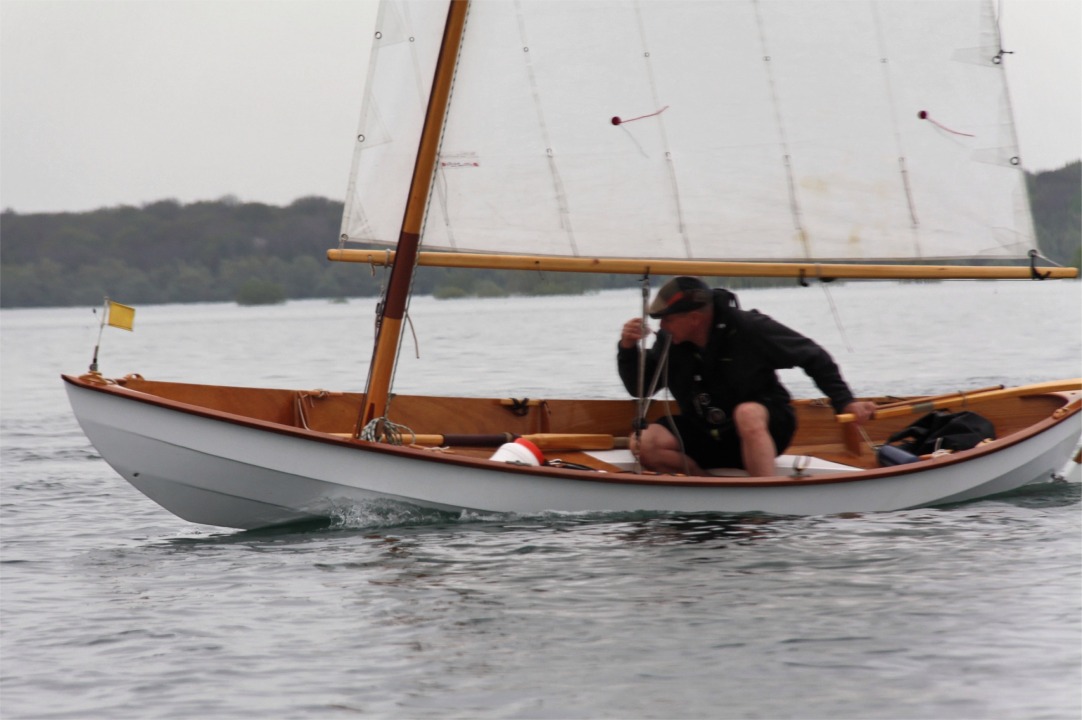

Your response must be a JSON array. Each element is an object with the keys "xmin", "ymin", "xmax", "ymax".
[{"xmin": 1, "ymin": 0, "xmax": 1079, "ymax": 214}]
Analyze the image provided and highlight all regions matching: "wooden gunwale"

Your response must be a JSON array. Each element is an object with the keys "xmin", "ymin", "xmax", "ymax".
[{"xmin": 61, "ymin": 373, "xmax": 1080, "ymax": 488}]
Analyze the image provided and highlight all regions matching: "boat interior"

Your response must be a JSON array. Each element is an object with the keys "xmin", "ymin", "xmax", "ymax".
[{"xmin": 86, "ymin": 374, "xmax": 1077, "ymax": 476}]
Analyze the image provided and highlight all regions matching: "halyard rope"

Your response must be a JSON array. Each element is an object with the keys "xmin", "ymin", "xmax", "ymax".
[{"xmin": 359, "ymin": 417, "xmax": 416, "ymax": 445}]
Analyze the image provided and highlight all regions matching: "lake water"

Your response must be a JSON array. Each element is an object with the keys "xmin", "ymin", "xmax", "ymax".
[{"xmin": 2, "ymin": 281, "xmax": 1081, "ymax": 719}]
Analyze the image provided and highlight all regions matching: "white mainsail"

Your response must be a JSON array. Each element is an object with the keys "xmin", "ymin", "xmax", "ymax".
[{"xmin": 340, "ymin": 0, "xmax": 1036, "ymax": 262}]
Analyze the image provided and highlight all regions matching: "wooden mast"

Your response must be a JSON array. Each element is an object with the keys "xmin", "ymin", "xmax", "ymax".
[{"xmin": 359, "ymin": 0, "xmax": 470, "ymax": 431}]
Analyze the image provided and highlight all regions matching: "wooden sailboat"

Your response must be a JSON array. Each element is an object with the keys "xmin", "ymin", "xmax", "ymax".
[{"xmin": 64, "ymin": 0, "xmax": 1080, "ymax": 530}]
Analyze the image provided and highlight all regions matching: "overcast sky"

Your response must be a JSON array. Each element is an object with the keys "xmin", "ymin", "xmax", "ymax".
[{"xmin": 2, "ymin": 0, "xmax": 1079, "ymax": 214}]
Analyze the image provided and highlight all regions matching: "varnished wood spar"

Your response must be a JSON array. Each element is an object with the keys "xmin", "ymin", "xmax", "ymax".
[
  {"xmin": 359, "ymin": 0, "xmax": 471, "ymax": 431},
  {"xmin": 835, "ymin": 379, "xmax": 1082, "ymax": 423},
  {"xmin": 332, "ymin": 431, "xmax": 629, "ymax": 451},
  {"xmin": 327, "ymin": 249, "xmax": 1078, "ymax": 280},
  {"xmin": 872, "ymin": 385, "xmax": 1004, "ymax": 412},
  {"xmin": 400, "ymin": 432, "xmax": 628, "ymax": 451}
]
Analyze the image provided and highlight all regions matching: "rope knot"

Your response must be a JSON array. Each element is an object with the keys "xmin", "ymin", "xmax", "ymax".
[{"xmin": 359, "ymin": 417, "xmax": 416, "ymax": 445}]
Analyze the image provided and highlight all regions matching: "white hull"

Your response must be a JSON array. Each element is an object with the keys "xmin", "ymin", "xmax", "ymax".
[{"xmin": 64, "ymin": 377, "xmax": 1081, "ymax": 530}]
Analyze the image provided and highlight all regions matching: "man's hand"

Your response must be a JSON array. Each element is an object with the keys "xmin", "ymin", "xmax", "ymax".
[
  {"xmin": 842, "ymin": 400, "xmax": 877, "ymax": 424},
  {"xmin": 619, "ymin": 318, "xmax": 649, "ymax": 349}
]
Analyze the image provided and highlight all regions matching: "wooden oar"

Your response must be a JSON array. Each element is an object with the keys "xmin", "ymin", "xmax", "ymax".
[
  {"xmin": 872, "ymin": 385, "xmax": 1004, "ymax": 412},
  {"xmin": 402, "ymin": 433, "xmax": 628, "ymax": 451},
  {"xmin": 836, "ymin": 379, "xmax": 1082, "ymax": 424}
]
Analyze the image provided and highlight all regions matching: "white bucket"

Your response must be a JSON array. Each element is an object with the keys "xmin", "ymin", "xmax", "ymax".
[{"xmin": 489, "ymin": 438, "xmax": 545, "ymax": 466}]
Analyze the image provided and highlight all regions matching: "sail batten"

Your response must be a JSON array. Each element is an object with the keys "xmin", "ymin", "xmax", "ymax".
[{"xmin": 341, "ymin": 0, "xmax": 1038, "ymax": 262}]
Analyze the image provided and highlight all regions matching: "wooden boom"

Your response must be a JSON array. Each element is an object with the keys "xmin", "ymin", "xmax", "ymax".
[{"xmin": 327, "ymin": 249, "xmax": 1077, "ymax": 280}]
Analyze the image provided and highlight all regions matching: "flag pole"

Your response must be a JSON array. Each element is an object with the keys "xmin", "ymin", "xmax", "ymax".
[{"xmin": 89, "ymin": 297, "xmax": 110, "ymax": 373}]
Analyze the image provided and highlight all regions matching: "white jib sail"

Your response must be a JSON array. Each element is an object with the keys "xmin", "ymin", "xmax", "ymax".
[{"xmin": 340, "ymin": 0, "xmax": 1036, "ymax": 262}]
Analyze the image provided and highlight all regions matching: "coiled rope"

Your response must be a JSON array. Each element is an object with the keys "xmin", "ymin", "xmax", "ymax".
[{"xmin": 359, "ymin": 417, "xmax": 416, "ymax": 445}]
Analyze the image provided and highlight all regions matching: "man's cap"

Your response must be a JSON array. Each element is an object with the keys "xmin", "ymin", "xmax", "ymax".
[{"xmin": 648, "ymin": 276, "xmax": 712, "ymax": 318}]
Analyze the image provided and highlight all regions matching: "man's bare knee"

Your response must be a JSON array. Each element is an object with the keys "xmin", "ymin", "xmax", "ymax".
[
  {"xmin": 733, "ymin": 402, "xmax": 769, "ymax": 431},
  {"xmin": 632, "ymin": 424, "xmax": 703, "ymax": 475}
]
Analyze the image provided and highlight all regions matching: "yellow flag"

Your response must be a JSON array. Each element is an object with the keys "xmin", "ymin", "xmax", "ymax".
[{"xmin": 107, "ymin": 301, "xmax": 135, "ymax": 331}]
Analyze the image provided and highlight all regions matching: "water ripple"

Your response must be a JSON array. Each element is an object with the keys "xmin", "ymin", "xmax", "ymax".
[{"xmin": 3, "ymin": 287, "xmax": 1080, "ymax": 719}]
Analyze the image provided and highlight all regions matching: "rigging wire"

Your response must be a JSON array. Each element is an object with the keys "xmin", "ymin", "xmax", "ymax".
[
  {"xmin": 634, "ymin": 276, "xmax": 651, "ymax": 473},
  {"xmin": 800, "ymin": 268, "xmax": 853, "ymax": 353},
  {"xmin": 637, "ymin": 332, "xmax": 674, "ymax": 439},
  {"xmin": 818, "ymin": 281, "xmax": 853, "ymax": 353},
  {"xmin": 633, "ymin": 333, "xmax": 678, "ymax": 475},
  {"xmin": 658, "ymin": 337, "xmax": 690, "ymax": 477},
  {"xmin": 357, "ymin": 253, "xmax": 420, "ymax": 438},
  {"xmin": 632, "ymin": 274, "xmax": 679, "ymax": 475}
]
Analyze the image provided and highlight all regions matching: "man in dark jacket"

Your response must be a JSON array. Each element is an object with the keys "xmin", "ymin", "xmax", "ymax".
[{"xmin": 618, "ymin": 276, "xmax": 875, "ymax": 476}]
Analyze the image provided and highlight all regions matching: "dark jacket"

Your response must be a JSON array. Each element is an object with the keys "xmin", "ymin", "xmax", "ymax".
[{"xmin": 617, "ymin": 289, "xmax": 856, "ymax": 421}]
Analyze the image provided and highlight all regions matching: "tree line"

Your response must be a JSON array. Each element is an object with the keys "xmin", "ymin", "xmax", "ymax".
[
  {"xmin": 1026, "ymin": 161, "xmax": 1082, "ymax": 270},
  {"xmin": 0, "ymin": 195, "xmax": 636, "ymax": 308},
  {"xmin": 1, "ymin": 161, "xmax": 1078, "ymax": 309}
]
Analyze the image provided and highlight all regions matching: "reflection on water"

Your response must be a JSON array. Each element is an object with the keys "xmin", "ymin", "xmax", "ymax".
[
  {"xmin": 612, "ymin": 513, "xmax": 782, "ymax": 546},
  {"xmin": 991, "ymin": 477, "xmax": 1080, "ymax": 508},
  {"xmin": 149, "ymin": 474, "xmax": 1080, "ymax": 555}
]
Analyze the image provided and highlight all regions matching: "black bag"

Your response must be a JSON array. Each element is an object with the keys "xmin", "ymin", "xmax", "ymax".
[{"xmin": 885, "ymin": 410, "xmax": 996, "ymax": 457}]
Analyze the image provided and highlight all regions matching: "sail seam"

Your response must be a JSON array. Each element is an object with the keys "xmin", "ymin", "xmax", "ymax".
[
  {"xmin": 753, "ymin": 1, "xmax": 810, "ymax": 259},
  {"xmin": 632, "ymin": 1, "xmax": 691, "ymax": 258},
  {"xmin": 869, "ymin": 0, "xmax": 922, "ymax": 258},
  {"xmin": 515, "ymin": 0, "xmax": 579, "ymax": 257},
  {"xmin": 989, "ymin": 0, "xmax": 1039, "ymax": 251}
]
